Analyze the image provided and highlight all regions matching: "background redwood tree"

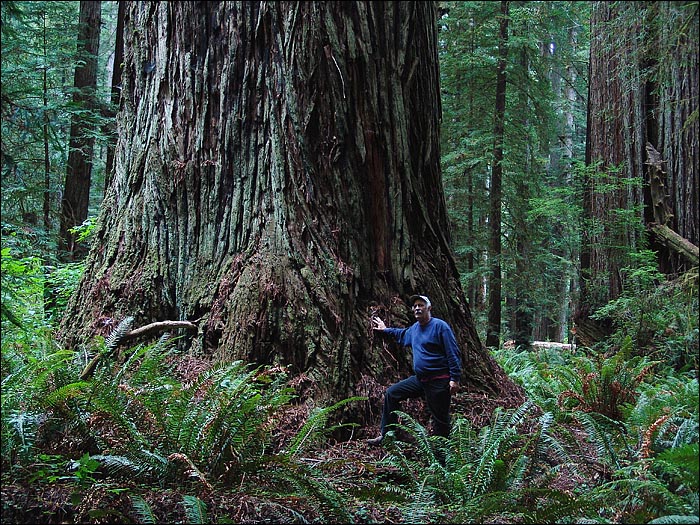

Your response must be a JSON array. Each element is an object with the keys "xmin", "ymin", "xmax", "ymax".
[
  {"xmin": 485, "ymin": 0, "xmax": 509, "ymax": 348},
  {"xmin": 59, "ymin": 1, "xmax": 523, "ymax": 423},
  {"xmin": 576, "ymin": 1, "xmax": 699, "ymax": 345},
  {"xmin": 58, "ymin": 0, "xmax": 101, "ymax": 261}
]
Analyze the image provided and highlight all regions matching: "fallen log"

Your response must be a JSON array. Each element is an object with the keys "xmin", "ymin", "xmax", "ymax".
[
  {"xmin": 121, "ymin": 320, "xmax": 198, "ymax": 341},
  {"xmin": 503, "ymin": 340, "xmax": 576, "ymax": 351},
  {"xmin": 648, "ymin": 222, "xmax": 699, "ymax": 267}
]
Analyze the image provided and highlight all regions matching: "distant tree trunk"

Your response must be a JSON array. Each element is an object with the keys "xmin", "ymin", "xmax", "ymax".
[
  {"xmin": 42, "ymin": 10, "xmax": 51, "ymax": 231},
  {"xmin": 466, "ymin": 168, "xmax": 480, "ymax": 310},
  {"xmin": 510, "ymin": 46, "xmax": 533, "ymax": 350},
  {"xmin": 464, "ymin": 19, "xmax": 481, "ymax": 314},
  {"xmin": 576, "ymin": 1, "xmax": 699, "ymax": 346},
  {"xmin": 58, "ymin": 0, "xmax": 101, "ymax": 261},
  {"xmin": 510, "ymin": 232, "xmax": 533, "ymax": 349},
  {"xmin": 537, "ymin": 17, "xmax": 580, "ymax": 344},
  {"xmin": 59, "ymin": 1, "xmax": 524, "ymax": 423},
  {"xmin": 41, "ymin": 8, "xmax": 56, "ymax": 318},
  {"xmin": 104, "ymin": 1, "xmax": 125, "ymax": 195},
  {"xmin": 560, "ymin": 22, "xmax": 579, "ymax": 345},
  {"xmin": 485, "ymin": 0, "xmax": 509, "ymax": 348}
]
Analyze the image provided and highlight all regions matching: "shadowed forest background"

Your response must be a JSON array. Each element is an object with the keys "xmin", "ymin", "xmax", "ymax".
[{"xmin": 1, "ymin": 1, "xmax": 698, "ymax": 524}]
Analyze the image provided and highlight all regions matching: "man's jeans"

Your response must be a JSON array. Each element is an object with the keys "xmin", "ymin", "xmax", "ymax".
[{"xmin": 379, "ymin": 375, "xmax": 451, "ymax": 438}]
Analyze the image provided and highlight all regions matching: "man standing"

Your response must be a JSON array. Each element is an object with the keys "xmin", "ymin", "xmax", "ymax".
[{"xmin": 368, "ymin": 295, "xmax": 461, "ymax": 445}]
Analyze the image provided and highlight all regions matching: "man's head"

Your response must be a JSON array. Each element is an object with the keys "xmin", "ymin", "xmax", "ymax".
[{"xmin": 409, "ymin": 295, "xmax": 432, "ymax": 325}]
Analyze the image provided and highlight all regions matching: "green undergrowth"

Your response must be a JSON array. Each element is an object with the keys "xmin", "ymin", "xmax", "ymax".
[
  {"xmin": 2, "ymin": 324, "xmax": 697, "ymax": 523},
  {"xmin": 2, "ymin": 242, "xmax": 698, "ymax": 523}
]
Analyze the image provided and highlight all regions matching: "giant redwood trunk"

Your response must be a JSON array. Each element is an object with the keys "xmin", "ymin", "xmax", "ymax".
[{"xmin": 59, "ymin": 1, "xmax": 523, "ymax": 421}]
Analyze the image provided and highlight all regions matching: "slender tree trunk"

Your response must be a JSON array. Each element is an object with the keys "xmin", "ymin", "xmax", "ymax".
[
  {"xmin": 560, "ymin": 23, "xmax": 579, "ymax": 344},
  {"xmin": 42, "ymin": 10, "xmax": 51, "ymax": 231},
  {"xmin": 555, "ymin": 21, "xmax": 579, "ymax": 343},
  {"xmin": 485, "ymin": 0, "xmax": 509, "ymax": 348},
  {"xmin": 59, "ymin": 1, "xmax": 524, "ymax": 424},
  {"xmin": 510, "ymin": 45, "xmax": 533, "ymax": 350},
  {"xmin": 104, "ymin": 1, "xmax": 125, "ymax": 195},
  {"xmin": 466, "ymin": 167, "xmax": 477, "ymax": 308},
  {"xmin": 58, "ymin": 0, "xmax": 101, "ymax": 261},
  {"xmin": 465, "ymin": 16, "xmax": 479, "ymax": 313},
  {"xmin": 41, "ymin": 8, "xmax": 57, "ymax": 319}
]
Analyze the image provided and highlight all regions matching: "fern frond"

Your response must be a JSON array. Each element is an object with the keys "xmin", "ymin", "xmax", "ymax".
[
  {"xmin": 195, "ymin": 365, "xmax": 265, "ymax": 463},
  {"xmin": 470, "ymin": 402, "xmax": 534, "ymax": 498},
  {"xmin": 80, "ymin": 318, "xmax": 135, "ymax": 380},
  {"xmin": 18, "ymin": 349, "xmax": 77, "ymax": 396},
  {"xmin": 390, "ymin": 410, "xmax": 443, "ymax": 467},
  {"xmin": 575, "ymin": 411, "xmax": 627, "ymax": 468},
  {"xmin": 654, "ymin": 443, "xmax": 700, "ymax": 494},
  {"xmin": 155, "ymin": 332, "xmax": 172, "ymax": 350},
  {"xmin": 113, "ymin": 343, "xmax": 152, "ymax": 384},
  {"xmin": 181, "ymin": 495, "xmax": 208, "ymax": 524},
  {"xmin": 264, "ymin": 460, "xmax": 352, "ymax": 523},
  {"xmin": 2, "ymin": 348, "xmax": 84, "ymax": 462},
  {"xmin": 284, "ymin": 396, "xmax": 365, "ymax": 458},
  {"xmin": 505, "ymin": 454, "xmax": 529, "ymax": 491},
  {"xmin": 350, "ymin": 481, "xmax": 410, "ymax": 504},
  {"xmin": 105, "ymin": 316, "xmax": 134, "ymax": 352},
  {"xmin": 43, "ymin": 381, "xmax": 91, "ymax": 408},
  {"xmin": 2, "ymin": 410, "xmax": 43, "ymax": 461},
  {"xmin": 130, "ymin": 494, "xmax": 156, "ymax": 524},
  {"xmin": 449, "ymin": 415, "xmax": 479, "ymax": 466},
  {"xmin": 404, "ymin": 476, "xmax": 436, "ymax": 524},
  {"xmin": 93, "ymin": 450, "xmax": 171, "ymax": 481},
  {"xmin": 669, "ymin": 417, "xmax": 700, "ymax": 449},
  {"xmin": 631, "ymin": 375, "xmax": 698, "ymax": 450},
  {"xmin": 87, "ymin": 388, "xmax": 151, "ymax": 451},
  {"xmin": 504, "ymin": 487, "xmax": 596, "ymax": 524},
  {"xmin": 593, "ymin": 473, "xmax": 695, "ymax": 521}
]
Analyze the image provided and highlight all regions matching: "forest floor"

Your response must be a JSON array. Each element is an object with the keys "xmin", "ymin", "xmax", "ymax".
[
  {"xmin": 1, "ymin": 440, "xmax": 399, "ymax": 524},
  {"xmin": 1, "ymin": 390, "xmax": 597, "ymax": 525},
  {"xmin": 1, "ymin": 351, "xmax": 599, "ymax": 524}
]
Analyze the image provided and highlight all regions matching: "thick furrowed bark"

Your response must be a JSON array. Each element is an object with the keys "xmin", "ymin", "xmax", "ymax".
[{"xmin": 60, "ymin": 2, "xmax": 521, "ymax": 416}]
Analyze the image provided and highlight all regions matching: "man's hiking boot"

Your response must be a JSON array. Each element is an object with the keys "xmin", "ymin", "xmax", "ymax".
[{"xmin": 366, "ymin": 435, "xmax": 383, "ymax": 446}]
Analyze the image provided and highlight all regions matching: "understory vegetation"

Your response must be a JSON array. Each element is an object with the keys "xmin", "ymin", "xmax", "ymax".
[{"xmin": 2, "ymin": 238, "xmax": 698, "ymax": 524}]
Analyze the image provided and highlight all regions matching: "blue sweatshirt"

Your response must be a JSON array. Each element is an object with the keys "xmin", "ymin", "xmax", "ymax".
[{"xmin": 384, "ymin": 318, "xmax": 462, "ymax": 383}]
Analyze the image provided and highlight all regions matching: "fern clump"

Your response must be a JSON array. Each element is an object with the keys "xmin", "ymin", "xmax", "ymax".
[
  {"xmin": 85, "ymin": 352, "xmax": 299, "ymax": 484},
  {"xmin": 374, "ymin": 401, "xmax": 600, "ymax": 523}
]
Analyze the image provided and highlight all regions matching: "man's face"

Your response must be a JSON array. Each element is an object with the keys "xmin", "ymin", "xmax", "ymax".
[{"xmin": 412, "ymin": 300, "xmax": 431, "ymax": 324}]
